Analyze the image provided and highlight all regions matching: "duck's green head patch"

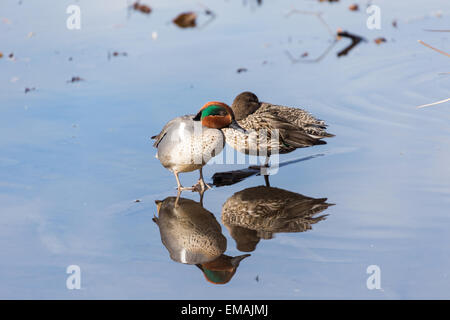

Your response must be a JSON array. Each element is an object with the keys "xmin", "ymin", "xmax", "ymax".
[
  {"xmin": 200, "ymin": 105, "xmax": 228, "ymax": 119},
  {"xmin": 193, "ymin": 101, "xmax": 234, "ymax": 129}
]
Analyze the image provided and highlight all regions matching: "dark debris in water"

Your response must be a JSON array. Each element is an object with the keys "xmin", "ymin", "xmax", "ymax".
[
  {"xmin": 132, "ymin": 2, "xmax": 152, "ymax": 14},
  {"xmin": 374, "ymin": 37, "xmax": 387, "ymax": 45},
  {"xmin": 237, "ymin": 68, "xmax": 248, "ymax": 73},
  {"xmin": 173, "ymin": 6, "xmax": 216, "ymax": 29},
  {"xmin": 348, "ymin": 4, "xmax": 359, "ymax": 11},
  {"xmin": 24, "ymin": 87, "xmax": 36, "ymax": 94},
  {"xmin": 108, "ymin": 51, "xmax": 128, "ymax": 60},
  {"xmin": 67, "ymin": 76, "xmax": 84, "ymax": 83},
  {"xmin": 204, "ymin": 9, "xmax": 214, "ymax": 16}
]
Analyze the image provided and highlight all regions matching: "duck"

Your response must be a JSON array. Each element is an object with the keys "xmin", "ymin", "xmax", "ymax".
[
  {"xmin": 195, "ymin": 254, "xmax": 250, "ymax": 285},
  {"xmin": 151, "ymin": 101, "xmax": 245, "ymax": 192},
  {"xmin": 153, "ymin": 196, "xmax": 250, "ymax": 284},
  {"xmin": 153, "ymin": 197, "xmax": 227, "ymax": 264},
  {"xmin": 221, "ymin": 91, "xmax": 334, "ymax": 170},
  {"xmin": 221, "ymin": 186, "xmax": 332, "ymax": 252}
]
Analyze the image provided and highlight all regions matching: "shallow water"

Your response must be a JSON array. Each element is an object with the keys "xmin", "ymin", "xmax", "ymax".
[{"xmin": 1, "ymin": 0, "xmax": 450, "ymax": 299}]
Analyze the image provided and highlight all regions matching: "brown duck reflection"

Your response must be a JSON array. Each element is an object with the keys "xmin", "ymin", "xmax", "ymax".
[
  {"xmin": 153, "ymin": 196, "xmax": 250, "ymax": 284},
  {"xmin": 222, "ymin": 186, "xmax": 333, "ymax": 252}
]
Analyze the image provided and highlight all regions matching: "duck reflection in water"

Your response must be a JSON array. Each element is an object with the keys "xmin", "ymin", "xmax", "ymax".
[
  {"xmin": 153, "ymin": 196, "xmax": 250, "ymax": 284},
  {"xmin": 222, "ymin": 186, "xmax": 333, "ymax": 252}
]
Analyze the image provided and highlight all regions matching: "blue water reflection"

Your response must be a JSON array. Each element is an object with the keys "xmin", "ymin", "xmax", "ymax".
[{"xmin": 0, "ymin": 0, "xmax": 449, "ymax": 299}]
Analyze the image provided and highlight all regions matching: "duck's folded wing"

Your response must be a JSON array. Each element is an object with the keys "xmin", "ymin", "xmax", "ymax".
[
  {"xmin": 259, "ymin": 113, "xmax": 327, "ymax": 147},
  {"xmin": 260, "ymin": 102, "xmax": 327, "ymax": 127},
  {"xmin": 281, "ymin": 197, "xmax": 332, "ymax": 219},
  {"xmin": 265, "ymin": 197, "xmax": 331, "ymax": 233},
  {"xmin": 151, "ymin": 115, "xmax": 193, "ymax": 148},
  {"xmin": 259, "ymin": 103, "xmax": 334, "ymax": 138}
]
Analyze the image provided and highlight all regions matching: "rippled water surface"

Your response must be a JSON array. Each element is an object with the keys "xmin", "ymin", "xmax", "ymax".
[{"xmin": 1, "ymin": 0, "xmax": 450, "ymax": 299}]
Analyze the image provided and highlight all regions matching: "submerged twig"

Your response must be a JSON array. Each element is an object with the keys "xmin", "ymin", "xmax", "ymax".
[
  {"xmin": 418, "ymin": 40, "xmax": 450, "ymax": 58},
  {"xmin": 416, "ymin": 98, "xmax": 450, "ymax": 109},
  {"xmin": 285, "ymin": 9, "xmax": 365, "ymax": 62},
  {"xmin": 423, "ymin": 29, "xmax": 450, "ymax": 32},
  {"xmin": 337, "ymin": 30, "xmax": 366, "ymax": 57},
  {"xmin": 285, "ymin": 10, "xmax": 334, "ymax": 37},
  {"xmin": 284, "ymin": 10, "xmax": 337, "ymax": 63},
  {"xmin": 285, "ymin": 40, "xmax": 337, "ymax": 63},
  {"xmin": 196, "ymin": 3, "xmax": 217, "ymax": 30}
]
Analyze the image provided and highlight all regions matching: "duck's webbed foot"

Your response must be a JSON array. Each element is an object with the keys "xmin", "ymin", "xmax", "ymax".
[
  {"xmin": 174, "ymin": 171, "xmax": 196, "ymax": 192},
  {"xmin": 191, "ymin": 168, "xmax": 212, "ymax": 193},
  {"xmin": 177, "ymin": 186, "xmax": 196, "ymax": 192},
  {"xmin": 192, "ymin": 179, "xmax": 212, "ymax": 193}
]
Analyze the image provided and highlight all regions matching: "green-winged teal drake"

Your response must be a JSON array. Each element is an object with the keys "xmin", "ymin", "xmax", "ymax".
[
  {"xmin": 151, "ymin": 101, "xmax": 245, "ymax": 192},
  {"xmin": 153, "ymin": 197, "xmax": 250, "ymax": 284},
  {"xmin": 153, "ymin": 197, "xmax": 226, "ymax": 264}
]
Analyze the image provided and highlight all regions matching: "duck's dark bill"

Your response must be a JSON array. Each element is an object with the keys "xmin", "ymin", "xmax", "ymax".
[{"xmin": 193, "ymin": 112, "xmax": 202, "ymax": 121}]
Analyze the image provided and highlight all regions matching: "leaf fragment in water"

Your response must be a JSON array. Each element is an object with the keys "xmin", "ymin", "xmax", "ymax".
[
  {"xmin": 132, "ymin": 2, "xmax": 152, "ymax": 14},
  {"xmin": 173, "ymin": 12, "xmax": 197, "ymax": 29}
]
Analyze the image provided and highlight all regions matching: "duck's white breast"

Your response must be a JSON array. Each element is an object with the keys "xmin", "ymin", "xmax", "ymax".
[{"xmin": 157, "ymin": 118, "xmax": 225, "ymax": 172}]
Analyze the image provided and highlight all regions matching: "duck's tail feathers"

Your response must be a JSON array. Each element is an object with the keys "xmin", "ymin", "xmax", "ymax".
[
  {"xmin": 307, "ymin": 132, "xmax": 335, "ymax": 139},
  {"xmin": 282, "ymin": 129, "xmax": 327, "ymax": 148},
  {"xmin": 314, "ymin": 139, "xmax": 327, "ymax": 145}
]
